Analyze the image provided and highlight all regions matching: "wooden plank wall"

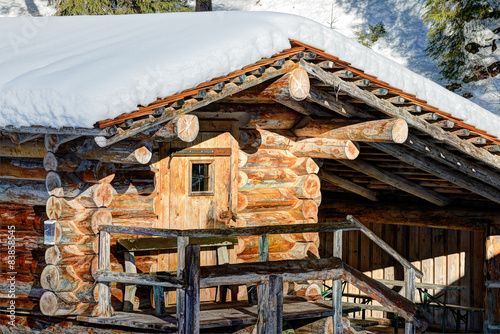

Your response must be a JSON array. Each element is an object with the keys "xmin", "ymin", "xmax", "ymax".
[{"xmin": 321, "ymin": 224, "xmax": 485, "ymax": 331}]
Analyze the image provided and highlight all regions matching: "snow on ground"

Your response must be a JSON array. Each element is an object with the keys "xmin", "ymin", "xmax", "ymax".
[
  {"xmin": 1, "ymin": 12, "xmax": 500, "ymax": 138},
  {"xmin": 0, "ymin": 0, "xmax": 54, "ymax": 17}
]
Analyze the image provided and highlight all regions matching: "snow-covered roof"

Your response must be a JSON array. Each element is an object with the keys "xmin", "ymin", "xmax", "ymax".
[{"xmin": 1, "ymin": 11, "xmax": 500, "ymax": 137}]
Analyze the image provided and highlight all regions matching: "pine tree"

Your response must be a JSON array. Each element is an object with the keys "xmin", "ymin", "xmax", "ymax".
[
  {"xmin": 52, "ymin": 0, "xmax": 191, "ymax": 15},
  {"xmin": 424, "ymin": 0, "xmax": 500, "ymax": 83},
  {"xmin": 354, "ymin": 15, "xmax": 387, "ymax": 48}
]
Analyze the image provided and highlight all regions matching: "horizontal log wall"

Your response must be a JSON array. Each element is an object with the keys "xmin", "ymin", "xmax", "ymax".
[{"xmin": 320, "ymin": 223, "xmax": 485, "ymax": 331}]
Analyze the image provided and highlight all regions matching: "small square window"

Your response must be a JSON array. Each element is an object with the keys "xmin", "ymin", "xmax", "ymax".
[{"xmin": 190, "ymin": 162, "xmax": 213, "ymax": 195}]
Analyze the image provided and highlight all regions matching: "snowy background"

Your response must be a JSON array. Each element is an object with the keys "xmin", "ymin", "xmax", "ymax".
[{"xmin": 0, "ymin": 0, "xmax": 498, "ymax": 132}]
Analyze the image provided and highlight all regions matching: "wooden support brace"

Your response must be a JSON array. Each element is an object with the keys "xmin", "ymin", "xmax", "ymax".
[
  {"xmin": 268, "ymin": 275, "xmax": 283, "ymax": 334},
  {"xmin": 257, "ymin": 233, "xmax": 269, "ymax": 314},
  {"xmin": 332, "ymin": 230, "xmax": 343, "ymax": 334},
  {"xmin": 259, "ymin": 234, "xmax": 269, "ymax": 262},
  {"xmin": 153, "ymin": 285, "xmax": 166, "ymax": 317},
  {"xmin": 405, "ymin": 268, "xmax": 416, "ymax": 334},
  {"xmin": 216, "ymin": 245, "xmax": 230, "ymax": 303},
  {"xmin": 256, "ymin": 280, "xmax": 271, "ymax": 334},
  {"xmin": 123, "ymin": 251, "xmax": 137, "ymax": 312},
  {"xmin": 184, "ymin": 244, "xmax": 200, "ymax": 334},
  {"xmin": 177, "ymin": 236, "xmax": 189, "ymax": 334},
  {"xmin": 95, "ymin": 230, "xmax": 113, "ymax": 317}
]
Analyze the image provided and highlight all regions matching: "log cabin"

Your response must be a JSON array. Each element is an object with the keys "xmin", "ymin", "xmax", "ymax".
[{"xmin": 0, "ymin": 11, "xmax": 499, "ymax": 334}]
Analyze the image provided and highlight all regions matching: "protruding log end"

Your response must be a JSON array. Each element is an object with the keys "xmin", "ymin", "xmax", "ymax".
[
  {"xmin": 41, "ymin": 291, "xmax": 93, "ymax": 316},
  {"xmin": 46, "ymin": 171, "xmax": 87, "ymax": 198},
  {"xmin": 40, "ymin": 265, "xmax": 60, "ymax": 291},
  {"xmin": 46, "ymin": 196, "xmax": 62, "ymax": 220},
  {"xmin": 392, "ymin": 118, "xmax": 409, "ymax": 144},
  {"xmin": 175, "ymin": 114, "xmax": 199, "ymax": 142},
  {"xmin": 290, "ymin": 199, "xmax": 318, "ymax": 220},
  {"xmin": 289, "ymin": 67, "xmax": 310, "ymax": 101},
  {"xmin": 303, "ymin": 174, "xmax": 321, "ymax": 199},
  {"xmin": 237, "ymin": 171, "xmax": 248, "ymax": 189},
  {"xmin": 237, "ymin": 192, "xmax": 248, "ymax": 212},
  {"xmin": 238, "ymin": 150, "xmax": 248, "ymax": 168},
  {"xmin": 40, "ymin": 291, "xmax": 59, "ymax": 316},
  {"xmin": 292, "ymin": 174, "xmax": 321, "ymax": 199},
  {"xmin": 45, "ymin": 246, "xmax": 61, "ymax": 265},
  {"xmin": 90, "ymin": 208, "xmax": 112, "ymax": 233},
  {"xmin": 94, "ymin": 136, "xmax": 107, "ymax": 148},
  {"xmin": 45, "ymin": 134, "xmax": 60, "ymax": 153},
  {"xmin": 133, "ymin": 141, "xmax": 153, "ymax": 165},
  {"xmin": 43, "ymin": 152, "xmax": 58, "ymax": 171},
  {"xmin": 290, "ymin": 157, "xmax": 320, "ymax": 175},
  {"xmin": 345, "ymin": 140, "xmax": 360, "ymax": 160},
  {"xmin": 46, "ymin": 171, "xmax": 63, "ymax": 197},
  {"xmin": 93, "ymin": 183, "xmax": 114, "ymax": 207}
]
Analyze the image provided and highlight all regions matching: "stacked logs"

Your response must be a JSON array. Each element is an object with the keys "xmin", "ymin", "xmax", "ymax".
[
  {"xmin": 0, "ymin": 205, "xmax": 46, "ymax": 311},
  {"xmin": 39, "ymin": 139, "xmax": 151, "ymax": 316},
  {"xmin": 40, "ymin": 146, "xmax": 158, "ymax": 316},
  {"xmin": 236, "ymin": 148, "xmax": 323, "ymax": 299},
  {"xmin": 40, "ymin": 182, "xmax": 153, "ymax": 316},
  {"xmin": 36, "ymin": 114, "xmax": 199, "ymax": 317}
]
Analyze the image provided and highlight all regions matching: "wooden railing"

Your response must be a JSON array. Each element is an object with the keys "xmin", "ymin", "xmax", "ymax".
[
  {"xmin": 94, "ymin": 217, "xmax": 424, "ymax": 334},
  {"xmin": 346, "ymin": 215, "xmax": 423, "ymax": 334}
]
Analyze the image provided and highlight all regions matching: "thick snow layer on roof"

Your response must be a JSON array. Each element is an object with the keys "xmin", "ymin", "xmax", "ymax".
[{"xmin": 1, "ymin": 11, "xmax": 500, "ymax": 137}]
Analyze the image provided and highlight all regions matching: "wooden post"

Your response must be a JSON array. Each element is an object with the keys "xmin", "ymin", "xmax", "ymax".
[
  {"xmin": 257, "ymin": 233, "xmax": 269, "ymax": 308},
  {"xmin": 332, "ymin": 230, "xmax": 343, "ymax": 334},
  {"xmin": 259, "ymin": 234, "xmax": 269, "ymax": 262},
  {"xmin": 154, "ymin": 286, "xmax": 167, "ymax": 317},
  {"xmin": 123, "ymin": 251, "xmax": 137, "ymax": 312},
  {"xmin": 184, "ymin": 244, "xmax": 200, "ymax": 334},
  {"xmin": 177, "ymin": 236, "xmax": 189, "ymax": 334},
  {"xmin": 404, "ymin": 267, "xmax": 416, "ymax": 334},
  {"xmin": 268, "ymin": 275, "xmax": 283, "ymax": 334},
  {"xmin": 96, "ymin": 230, "xmax": 112, "ymax": 317},
  {"xmin": 216, "ymin": 245, "xmax": 230, "ymax": 303},
  {"xmin": 485, "ymin": 225, "xmax": 500, "ymax": 332},
  {"xmin": 256, "ymin": 279, "xmax": 270, "ymax": 334}
]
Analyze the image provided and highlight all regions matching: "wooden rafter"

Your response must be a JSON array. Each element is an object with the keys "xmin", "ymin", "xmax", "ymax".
[
  {"xmin": 404, "ymin": 134, "xmax": 500, "ymax": 190},
  {"xmin": 300, "ymin": 60, "xmax": 500, "ymax": 171},
  {"xmin": 306, "ymin": 86, "xmax": 372, "ymax": 118},
  {"xmin": 369, "ymin": 142, "xmax": 500, "ymax": 205},
  {"xmin": 322, "ymin": 170, "xmax": 378, "ymax": 201},
  {"xmin": 337, "ymin": 158, "xmax": 451, "ymax": 206}
]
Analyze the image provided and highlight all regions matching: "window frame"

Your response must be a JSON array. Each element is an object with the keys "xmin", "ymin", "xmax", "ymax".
[{"xmin": 189, "ymin": 159, "xmax": 215, "ymax": 196}]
